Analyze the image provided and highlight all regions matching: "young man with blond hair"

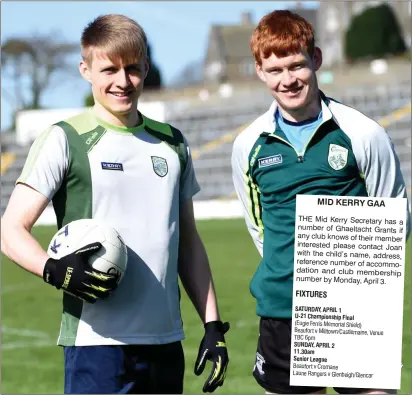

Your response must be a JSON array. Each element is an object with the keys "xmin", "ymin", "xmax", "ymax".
[
  {"xmin": 1, "ymin": 14, "xmax": 229, "ymax": 394},
  {"xmin": 231, "ymin": 10, "xmax": 409, "ymax": 395}
]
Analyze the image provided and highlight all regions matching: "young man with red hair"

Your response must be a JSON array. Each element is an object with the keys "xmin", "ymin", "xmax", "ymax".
[{"xmin": 231, "ymin": 10, "xmax": 409, "ymax": 395}]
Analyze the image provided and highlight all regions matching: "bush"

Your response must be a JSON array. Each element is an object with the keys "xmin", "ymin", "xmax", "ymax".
[
  {"xmin": 84, "ymin": 92, "xmax": 94, "ymax": 107},
  {"xmin": 345, "ymin": 3, "xmax": 407, "ymax": 62}
]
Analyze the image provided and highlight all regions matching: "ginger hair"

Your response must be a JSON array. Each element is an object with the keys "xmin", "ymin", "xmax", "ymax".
[{"xmin": 251, "ymin": 10, "xmax": 315, "ymax": 65}]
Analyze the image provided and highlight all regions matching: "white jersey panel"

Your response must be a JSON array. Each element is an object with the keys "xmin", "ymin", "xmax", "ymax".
[
  {"xmin": 73, "ymin": 129, "xmax": 199, "ymax": 345},
  {"xmin": 329, "ymin": 100, "xmax": 411, "ymax": 236},
  {"xmin": 16, "ymin": 126, "xmax": 69, "ymax": 199}
]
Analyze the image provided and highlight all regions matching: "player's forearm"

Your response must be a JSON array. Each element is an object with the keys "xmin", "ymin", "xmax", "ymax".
[
  {"xmin": 178, "ymin": 234, "xmax": 221, "ymax": 324},
  {"xmin": 1, "ymin": 221, "xmax": 49, "ymax": 278}
]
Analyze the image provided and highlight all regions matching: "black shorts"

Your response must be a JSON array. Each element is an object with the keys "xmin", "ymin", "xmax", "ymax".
[
  {"xmin": 64, "ymin": 341, "xmax": 184, "ymax": 394},
  {"xmin": 253, "ymin": 318, "xmax": 396, "ymax": 394}
]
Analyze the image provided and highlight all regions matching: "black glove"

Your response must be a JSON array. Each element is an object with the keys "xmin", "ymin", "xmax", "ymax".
[
  {"xmin": 43, "ymin": 242, "xmax": 119, "ymax": 303},
  {"xmin": 194, "ymin": 320, "xmax": 230, "ymax": 393}
]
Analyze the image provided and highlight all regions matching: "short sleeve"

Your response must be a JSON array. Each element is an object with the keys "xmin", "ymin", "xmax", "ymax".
[{"xmin": 16, "ymin": 125, "xmax": 69, "ymax": 200}]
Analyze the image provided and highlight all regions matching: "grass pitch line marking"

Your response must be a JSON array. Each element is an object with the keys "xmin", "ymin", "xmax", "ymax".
[
  {"xmin": 2, "ymin": 340, "xmax": 54, "ymax": 350},
  {"xmin": 2, "ymin": 326, "xmax": 51, "ymax": 339},
  {"xmin": 3, "ymin": 359, "xmax": 62, "ymax": 370}
]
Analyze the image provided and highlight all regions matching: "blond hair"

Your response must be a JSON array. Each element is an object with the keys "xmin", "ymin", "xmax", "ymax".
[{"xmin": 81, "ymin": 14, "xmax": 147, "ymax": 65}]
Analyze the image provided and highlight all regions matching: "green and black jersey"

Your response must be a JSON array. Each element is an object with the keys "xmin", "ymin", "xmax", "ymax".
[{"xmin": 231, "ymin": 92, "xmax": 410, "ymax": 319}]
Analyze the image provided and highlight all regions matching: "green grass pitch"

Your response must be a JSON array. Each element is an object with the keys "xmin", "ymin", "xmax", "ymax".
[{"xmin": 1, "ymin": 219, "xmax": 411, "ymax": 394}]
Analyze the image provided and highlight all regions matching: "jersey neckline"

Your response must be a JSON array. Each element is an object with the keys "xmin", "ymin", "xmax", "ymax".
[{"xmin": 88, "ymin": 108, "xmax": 146, "ymax": 134}]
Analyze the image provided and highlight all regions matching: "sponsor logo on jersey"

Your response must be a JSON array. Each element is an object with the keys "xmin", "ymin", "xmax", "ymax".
[
  {"xmin": 258, "ymin": 154, "xmax": 282, "ymax": 168},
  {"xmin": 328, "ymin": 144, "xmax": 348, "ymax": 170},
  {"xmin": 101, "ymin": 162, "xmax": 124, "ymax": 171},
  {"xmin": 85, "ymin": 131, "xmax": 99, "ymax": 146},
  {"xmin": 151, "ymin": 156, "xmax": 168, "ymax": 177}
]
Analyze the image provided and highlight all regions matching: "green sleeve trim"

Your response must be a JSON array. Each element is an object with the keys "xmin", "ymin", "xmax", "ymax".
[
  {"xmin": 246, "ymin": 171, "xmax": 264, "ymax": 240},
  {"xmin": 246, "ymin": 142, "xmax": 264, "ymax": 240}
]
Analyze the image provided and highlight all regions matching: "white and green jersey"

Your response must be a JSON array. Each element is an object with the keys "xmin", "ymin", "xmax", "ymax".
[{"xmin": 17, "ymin": 109, "xmax": 200, "ymax": 346}]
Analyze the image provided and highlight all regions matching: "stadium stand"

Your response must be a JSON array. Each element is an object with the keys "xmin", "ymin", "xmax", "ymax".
[
  {"xmin": 1, "ymin": 83, "xmax": 411, "ymax": 214},
  {"xmin": 169, "ymin": 83, "xmax": 412, "ymax": 201}
]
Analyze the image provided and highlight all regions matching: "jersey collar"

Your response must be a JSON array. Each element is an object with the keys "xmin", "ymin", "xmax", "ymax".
[
  {"xmin": 261, "ymin": 90, "xmax": 334, "ymax": 137},
  {"xmin": 89, "ymin": 108, "xmax": 147, "ymax": 134}
]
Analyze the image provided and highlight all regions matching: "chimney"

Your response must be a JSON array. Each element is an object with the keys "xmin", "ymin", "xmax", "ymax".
[{"xmin": 241, "ymin": 11, "xmax": 253, "ymax": 25}]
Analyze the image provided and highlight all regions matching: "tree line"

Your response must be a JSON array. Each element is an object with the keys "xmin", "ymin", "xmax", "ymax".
[{"xmin": 2, "ymin": 35, "xmax": 162, "ymax": 129}]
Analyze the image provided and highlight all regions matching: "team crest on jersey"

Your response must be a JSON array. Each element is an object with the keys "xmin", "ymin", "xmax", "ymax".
[
  {"xmin": 151, "ymin": 156, "xmax": 168, "ymax": 177},
  {"xmin": 328, "ymin": 144, "xmax": 348, "ymax": 170}
]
